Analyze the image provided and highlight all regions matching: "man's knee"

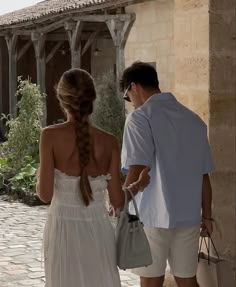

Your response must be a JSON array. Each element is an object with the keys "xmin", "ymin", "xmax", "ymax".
[
  {"xmin": 174, "ymin": 276, "xmax": 200, "ymax": 287},
  {"xmin": 140, "ymin": 276, "xmax": 165, "ymax": 287}
]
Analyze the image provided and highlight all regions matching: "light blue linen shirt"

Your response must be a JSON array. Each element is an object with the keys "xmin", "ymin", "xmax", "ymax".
[{"xmin": 121, "ymin": 93, "xmax": 214, "ymax": 229}]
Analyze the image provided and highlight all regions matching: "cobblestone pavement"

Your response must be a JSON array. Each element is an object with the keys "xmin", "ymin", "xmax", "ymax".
[
  {"xmin": 0, "ymin": 200, "xmax": 175, "ymax": 287},
  {"xmin": 0, "ymin": 200, "xmax": 142, "ymax": 287}
]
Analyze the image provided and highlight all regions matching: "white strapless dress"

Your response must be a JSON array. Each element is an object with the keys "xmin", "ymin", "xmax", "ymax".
[{"xmin": 44, "ymin": 169, "xmax": 121, "ymax": 287}]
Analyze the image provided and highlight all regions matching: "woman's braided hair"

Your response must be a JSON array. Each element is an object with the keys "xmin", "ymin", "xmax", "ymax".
[{"xmin": 57, "ymin": 69, "xmax": 96, "ymax": 206}]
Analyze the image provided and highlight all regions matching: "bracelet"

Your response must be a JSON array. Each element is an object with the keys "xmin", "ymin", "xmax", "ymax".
[
  {"xmin": 202, "ymin": 216, "xmax": 214, "ymax": 221},
  {"xmin": 128, "ymin": 183, "xmax": 140, "ymax": 191}
]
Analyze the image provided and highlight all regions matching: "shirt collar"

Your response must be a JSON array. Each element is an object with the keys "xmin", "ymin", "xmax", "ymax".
[{"xmin": 148, "ymin": 92, "xmax": 176, "ymax": 102}]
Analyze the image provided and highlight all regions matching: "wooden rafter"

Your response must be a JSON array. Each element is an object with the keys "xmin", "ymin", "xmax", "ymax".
[
  {"xmin": 17, "ymin": 41, "xmax": 31, "ymax": 61},
  {"xmin": 46, "ymin": 41, "xmax": 63, "ymax": 64},
  {"xmin": 82, "ymin": 29, "xmax": 101, "ymax": 56}
]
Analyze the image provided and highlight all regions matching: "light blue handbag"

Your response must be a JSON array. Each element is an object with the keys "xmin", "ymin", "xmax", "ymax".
[{"xmin": 116, "ymin": 188, "xmax": 153, "ymax": 270}]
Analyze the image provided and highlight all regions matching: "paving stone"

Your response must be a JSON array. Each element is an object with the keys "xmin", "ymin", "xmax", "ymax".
[{"xmin": 0, "ymin": 200, "xmax": 151, "ymax": 286}]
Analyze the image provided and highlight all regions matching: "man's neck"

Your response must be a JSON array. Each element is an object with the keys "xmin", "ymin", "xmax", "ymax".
[{"xmin": 142, "ymin": 89, "xmax": 161, "ymax": 103}]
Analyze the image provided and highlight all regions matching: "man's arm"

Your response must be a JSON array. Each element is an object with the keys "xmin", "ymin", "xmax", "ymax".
[
  {"xmin": 201, "ymin": 174, "xmax": 213, "ymax": 236},
  {"xmin": 124, "ymin": 165, "xmax": 148, "ymax": 196},
  {"xmin": 121, "ymin": 112, "xmax": 154, "ymax": 196}
]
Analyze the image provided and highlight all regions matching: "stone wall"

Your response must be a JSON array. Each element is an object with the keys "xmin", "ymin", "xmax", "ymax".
[
  {"xmin": 209, "ymin": 0, "xmax": 236, "ymax": 275},
  {"xmin": 174, "ymin": 0, "xmax": 210, "ymax": 123},
  {"xmin": 125, "ymin": 0, "xmax": 175, "ymax": 93}
]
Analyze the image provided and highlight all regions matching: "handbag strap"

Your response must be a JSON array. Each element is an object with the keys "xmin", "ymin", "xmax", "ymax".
[
  {"xmin": 207, "ymin": 233, "xmax": 220, "ymax": 259},
  {"xmin": 123, "ymin": 187, "xmax": 140, "ymax": 218},
  {"xmin": 198, "ymin": 233, "xmax": 220, "ymax": 264},
  {"xmin": 198, "ymin": 237, "xmax": 210, "ymax": 264}
]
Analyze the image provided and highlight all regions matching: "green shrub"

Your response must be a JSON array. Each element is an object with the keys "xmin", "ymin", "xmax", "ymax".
[
  {"xmin": 9, "ymin": 156, "xmax": 38, "ymax": 193},
  {"xmin": 0, "ymin": 157, "xmax": 12, "ymax": 192},
  {"xmin": 91, "ymin": 71, "xmax": 125, "ymax": 148},
  {"xmin": 1, "ymin": 78, "xmax": 43, "ymax": 170}
]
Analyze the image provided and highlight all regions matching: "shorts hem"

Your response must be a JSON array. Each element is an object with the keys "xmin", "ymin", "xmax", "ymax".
[
  {"xmin": 171, "ymin": 271, "xmax": 196, "ymax": 278},
  {"xmin": 131, "ymin": 269, "xmax": 165, "ymax": 278}
]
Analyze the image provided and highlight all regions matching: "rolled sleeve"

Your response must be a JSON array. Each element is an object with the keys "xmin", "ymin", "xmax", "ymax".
[{"xmin": 121, "ymin": 111, "xmax": 154, "ymax": 172}]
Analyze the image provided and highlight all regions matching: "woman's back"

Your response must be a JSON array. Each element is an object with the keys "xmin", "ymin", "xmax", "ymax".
[{"xmin": 48, "ymin": 122, "xmax": 113, "ymax": 177}]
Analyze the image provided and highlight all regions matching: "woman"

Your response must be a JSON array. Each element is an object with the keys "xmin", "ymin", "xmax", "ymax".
[{"xmin": 36, "ymin": 68, "xmax": 150, "ymax": 287}]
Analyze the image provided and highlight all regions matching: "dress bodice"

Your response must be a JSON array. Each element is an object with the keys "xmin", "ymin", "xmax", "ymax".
[{"xmin": 48, "ymin": 169, "xmax": 111, "ymax": 220}]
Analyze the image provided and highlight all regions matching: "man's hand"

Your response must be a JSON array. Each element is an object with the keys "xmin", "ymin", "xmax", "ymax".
[
  {"xmin": 200, "ymin": 217, "xmax": 213, "ymax": 237},
  {"xmin": 137, "ymin": 166, "xmax": 150, "ymax": 191}
]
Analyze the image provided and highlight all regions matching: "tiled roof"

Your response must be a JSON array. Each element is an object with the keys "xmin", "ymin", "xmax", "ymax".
[{"xmin": 0, "ymin": 0, "xmax": 120, "ymax": 27}]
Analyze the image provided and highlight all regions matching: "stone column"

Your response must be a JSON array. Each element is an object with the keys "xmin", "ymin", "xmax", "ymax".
[
  {"xmin": 32, "ymin": 31, "xmax": 47, "ymax": 127},
  {"xmin": 209, "ymin": 0, "xmax": 236, "ymax": 275},
  {"xmin": 65, "ymin": 21, "xmax": 83, "ymax": 68},
  {"xmin": 5, "ymin": 34, "xmax": 18, "ymax": 117}
]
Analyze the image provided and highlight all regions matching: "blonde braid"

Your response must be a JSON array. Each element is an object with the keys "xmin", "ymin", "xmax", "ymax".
[
  {"xmin": 57, "ymin": 69, "xmax": 96, "ymax": 206},
  {"xmin": 74, "ymin": 113, "xmax": 93, "ymax": 206}
]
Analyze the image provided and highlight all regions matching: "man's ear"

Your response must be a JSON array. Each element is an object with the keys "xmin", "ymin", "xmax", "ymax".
[{"xmin": 131, "ymin": 82, "xmax": 137, "ymax": 93}]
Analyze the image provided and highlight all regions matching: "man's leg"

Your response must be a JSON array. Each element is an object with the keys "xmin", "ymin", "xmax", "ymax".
[
  {"xmin": 174, "ymin": 276, "xmax": 200, "ymax": 287},
  {"xmin": 168, "ymin": 226, "xmax": 200, "ymax": 287},
  {"xmin": 140, "ymin": 275, "xmax": 165, "ymax": 287},
  {"xmin": 130, "ymin": 227, "xmax": 171, "ymax": 287}
]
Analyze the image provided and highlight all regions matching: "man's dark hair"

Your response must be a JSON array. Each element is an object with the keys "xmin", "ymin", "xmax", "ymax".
[{"xmin": 120, "ymin": 61, "xmax": 159, "ymax": 92}]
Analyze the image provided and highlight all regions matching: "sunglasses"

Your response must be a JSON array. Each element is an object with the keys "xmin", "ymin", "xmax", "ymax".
[{"xmin": 123, "ymin": 84, "xmax": 131, "ymax": 102}]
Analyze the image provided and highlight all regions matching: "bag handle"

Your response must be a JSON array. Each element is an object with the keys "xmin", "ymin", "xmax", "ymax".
[
  {"xmin": 123, "ymin": 187, "xmax": 140, "ymax": 218},
  {"xmin": 198, "ymin": 233, "xmax": 220, "ymax": 264}
]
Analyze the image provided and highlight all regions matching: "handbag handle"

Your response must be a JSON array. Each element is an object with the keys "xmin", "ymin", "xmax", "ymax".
[
  {"xmin": 122, "ymin": 187, "xmax": 140, "ymax": 219},
  {"xmin": 198, "ymin": 233, "xmax": 220, "ymax": 264}
]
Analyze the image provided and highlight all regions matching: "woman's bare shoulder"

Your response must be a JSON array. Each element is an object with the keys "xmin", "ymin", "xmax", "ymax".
[
  {"xmin": 91, "ymin": 126, "xmax": 117, "ymax": 142},
  {"xmin": 43, "ymin": 122, "xmax": 71, "ymax": 131}
]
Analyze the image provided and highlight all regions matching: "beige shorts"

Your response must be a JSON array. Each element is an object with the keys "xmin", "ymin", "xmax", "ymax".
[{"xmin": 131, "ymin": 225, "xmax": 200, "ymax": 278}]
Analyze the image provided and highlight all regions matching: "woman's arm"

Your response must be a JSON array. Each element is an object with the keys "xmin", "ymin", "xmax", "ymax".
[
  {"xmin": 36, "ymin": 128, "xmax": 55, "ymax": 203},
  {"xmin": 107, "ymin": 137, "xmax": 125, "ymax": 209}
]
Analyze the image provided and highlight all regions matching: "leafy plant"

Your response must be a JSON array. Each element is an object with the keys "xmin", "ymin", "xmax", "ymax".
[
  {"xmin": 91, "ymin": 71, "xmax": 125, "ymax": 148},
  {"xmin": 9, "ymin": 156, "xmax": 38, "ymax": 193},
  {"xmin": 1, "ymin": 78, "xmax": 43, "ymax": 170},
  {"xmin": 0, "ymin": 157, "xmax": 12, "ymax": 191}
]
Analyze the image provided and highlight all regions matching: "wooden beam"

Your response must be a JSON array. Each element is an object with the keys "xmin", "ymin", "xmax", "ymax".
[
  {"xmin": 65, "ymin": 20, "xmax": 83, "ymax": 68},
  {"xmin": 32, "ymin": 31, "xmax": 45, "ymax": 59},
  {"xmin": 31, "ymin": 31, "xmax": 47, "ymax": 126},
  {"xmin": 18, "ymin": 31, "xmax": 111, "ymax": 42},
  {"xmin": 46, "ymin": 41, "xmax": 63, "ymax": 64},
  {"xmin": 106, "ymin": 14, "xmax": 135, "ymax": 48},
  {"xmin": 65, "ymin": 20, "xmax": 83, "ymax": 51},
  {"xmin": 82, "ymin": 29, "xmax": 101, "ymax": 56},
  {"xmin": 73, "ymin": 14, "xmax": 134, "ymax": 23},
  {"xmin": 106, "ymin": 15, "xmax": 135, "ymax": 93},
  {"xmin": 17, "ymin": 41, "xmax": 31, "ymax": 61},
  {"xmin": 0, "ymin": 39, "xmax": 3, "ymax": 120},
  {"xmin": 5, "ymin": 34, "xmax": 18, "ymax": 117},
  {"xmin": 38, "ymin": 19, "xmax": 65, "ymax": 34}
]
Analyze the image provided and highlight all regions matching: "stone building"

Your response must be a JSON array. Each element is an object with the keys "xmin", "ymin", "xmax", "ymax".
[{"xmin": 0, "ymin": 0, "xmax": 235, "ymax": 276}]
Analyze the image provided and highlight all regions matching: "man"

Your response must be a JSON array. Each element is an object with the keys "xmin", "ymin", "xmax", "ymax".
[{"xmin": 121, "ymin": 62, "xmax": 214, "ymax": 287}]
